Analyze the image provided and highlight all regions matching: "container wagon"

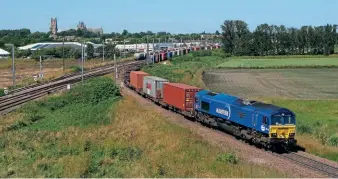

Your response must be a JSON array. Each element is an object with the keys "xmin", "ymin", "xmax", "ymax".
[
  {"xmin": 163, "ymin": 83, "xmax": 201, "ymax": 117},
  {"xmin": 143, "ymin": 76, "xmax": 169, "ymax": 100},
  {"xmin": 130, "ymin": 71, "xmax": 149, "ymax": 92}
]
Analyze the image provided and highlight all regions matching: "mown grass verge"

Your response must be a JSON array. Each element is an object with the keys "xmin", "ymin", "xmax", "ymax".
[{"xmin": 0, "ymin": 76, "xmax": 285, "ymax": 177}]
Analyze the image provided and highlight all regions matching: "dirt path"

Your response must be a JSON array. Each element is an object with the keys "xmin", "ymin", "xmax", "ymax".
[{"xmin": 121, "ymin": 85, "xmax": 326, "ymax": 178}]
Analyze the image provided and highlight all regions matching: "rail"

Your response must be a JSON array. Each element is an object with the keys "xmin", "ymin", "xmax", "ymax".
[{"xmin": 277, "ymin": 152, "xmax": 338, "ymax": 178}]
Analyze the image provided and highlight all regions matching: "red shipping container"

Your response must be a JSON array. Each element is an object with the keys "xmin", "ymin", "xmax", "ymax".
[
  {"xmin": 163, "ymin": 83, "xmax": 201, "ymax": 111},
  {"xmin": 130, "ymin": 71, "xmax": 149, "ymax": 90}
]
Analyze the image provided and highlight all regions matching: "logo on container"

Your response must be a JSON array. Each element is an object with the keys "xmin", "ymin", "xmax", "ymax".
[{"xmin": 146, "ymin": 83, "xmax": 151, "ymax": 90}]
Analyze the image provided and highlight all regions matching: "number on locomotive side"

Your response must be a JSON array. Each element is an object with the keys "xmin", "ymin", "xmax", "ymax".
[{"xmin": 216, "ymin": 108, "xmax": 229, "ymax": 116}]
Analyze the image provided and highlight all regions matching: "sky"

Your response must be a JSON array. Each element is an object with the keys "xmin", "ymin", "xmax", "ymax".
[{"xmin": 1, "ymin": 0, "xmax": 337, "ymax": 34}]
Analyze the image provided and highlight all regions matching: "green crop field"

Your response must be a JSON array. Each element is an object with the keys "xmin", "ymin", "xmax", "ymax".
[{"xmin": 217, "ymin": 57, "xmax": 338, "ymax": 68}]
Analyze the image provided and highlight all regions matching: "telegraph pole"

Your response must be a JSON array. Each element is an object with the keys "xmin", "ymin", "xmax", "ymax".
[
  {"xmin": 114, "ymin": 53, "xmax": 117, "ymax": 81},
  {"xmin": 123, "ymin": 38, "xmax": 126, "ymax": 59},
  {"xmin": 62, "ymin": 38, "xmax": 65, "ymax": 72},
  {"xmin": 146, "ymin": 35, "xmax": 149, "ymax": 65},
  {"xmin": 81, "ymin": 43, "xmax": 84, "ymax": 82},
  {"xmin": 102, "ymin": 40, "xmax": 105, "ymax": 61},
  {"xmin": 152, "ymin": 38, "xmax": 155, "ymax": 64},
  {"xmin": 39, "ymin": 55, "xmax": 42, "ymax": 79},
  {"xmin": 11, "ymin": 45, "xmax": 15, "ymax": 89},
  {"xmin": 4, "ymin": 44, "xmax": 15, "ymax": 90}
]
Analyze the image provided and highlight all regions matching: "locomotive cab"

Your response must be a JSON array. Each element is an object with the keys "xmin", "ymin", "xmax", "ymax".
[
  {"xmin": 251, "ymin": 102, "xmax": 297, "ymax": 147},
  {"xmin": 268, "ymin": 112, "xmax": 297, "ymax": 145}
]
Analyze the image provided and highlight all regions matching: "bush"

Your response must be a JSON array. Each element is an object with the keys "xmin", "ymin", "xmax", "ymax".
[
  {"xmin": 328, "ymin": 134, "xmax": 338, "ymax": 147},
  {"xmin": 216, "ymin": 153, "xmax": 238, "ymax": 164},
  {"xmin": 297, "ymin": 124, "xmax": 313, "ymax": 134},
  {"xmin": 68, "ymin": 65, "xmax": 82, "ymax": 73},
  {"xmin": 313, "ymin": 125, "xmax": 329, "ymax": 145}
]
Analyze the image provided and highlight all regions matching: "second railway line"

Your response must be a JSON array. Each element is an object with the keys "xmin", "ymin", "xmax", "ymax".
[{"xmin": 0, "ymin": 60, "xmax": 144, "ymax": 115}]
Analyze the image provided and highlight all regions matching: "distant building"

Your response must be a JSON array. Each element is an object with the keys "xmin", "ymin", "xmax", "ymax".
[
  {"xmin": 0, "ymin": 48, "xmax": 10, "ymax": 59},
  {"xmin": 18, "ymin": 42, "xmax": 103, "ymax": 51},
  {"xmin": 87, "ymin": 27, "xmax": 103, "ymax": 35},
  {"xmin": 201, "ymin": 34, "xmax": 221, "ymax": 39},
  {"xmin": 77, "ymin": 21, "xmax": 86, "ymax": 30},
  {"xmin": 50, "ymin": 18, "xmax": 58, "ymax": 38},
  {"xmin": 77, "ymin": 21, "xmax": 103, "ymax": 35}
]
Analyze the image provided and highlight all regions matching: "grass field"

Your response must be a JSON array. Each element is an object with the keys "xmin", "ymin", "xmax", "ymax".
[
  {"xmin": 217, "ymin": 57, "xmax": 338, "ymax": 68},
  {"xmin": 0, "ymin": 77, "xmax": 283, "ymax": 177},
  {"xmin": 142, "ymin": 51, "xmax": 338, "ymax": 162}
]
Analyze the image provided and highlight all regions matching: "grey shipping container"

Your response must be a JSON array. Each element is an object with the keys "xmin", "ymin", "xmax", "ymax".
[{"xmin": 143, "ymin": 76, "xmax": 169, "ymax": 99}]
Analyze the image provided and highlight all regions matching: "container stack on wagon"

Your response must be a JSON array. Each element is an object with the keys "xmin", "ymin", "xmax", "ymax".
[
  {"xmin": 143, "ymin": 76, "xmax": 169, "ymax": 99},
  {"xmin": 130, "ymin": 71, "xmax": 149, "ymax": 91},
  {"xmin": 163, "ymin": 83, "xmax": 201, "ymax": 117}
]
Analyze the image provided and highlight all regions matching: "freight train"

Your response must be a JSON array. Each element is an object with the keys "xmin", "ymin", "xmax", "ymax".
[
  {"xmin": 125, "ymin": 44, "xmax": 297, "ymax": 151},
  {"xmin": 133, "ymin": 45, "xmax": 219, "ymax": 62}
]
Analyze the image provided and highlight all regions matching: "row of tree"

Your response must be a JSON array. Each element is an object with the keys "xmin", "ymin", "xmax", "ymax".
[
  {"xmin": 221, "ymin": 20, "xmax": 338, "ymax": 56},
  {"xmin": 0, "ymin": 29, "xmax": 55, "ymax": 47}
]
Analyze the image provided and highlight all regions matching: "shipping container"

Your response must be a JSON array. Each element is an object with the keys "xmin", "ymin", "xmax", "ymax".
[
  {"xmin": 163, "ymin": 52, "xmax": 167, "ymax": 61},
  {"xmin": 155, "ymin": 54, "xmax": 159, "ymax": 62},
  {"xmin": 143, "ymin": 76, "xmax": 169, "ymax": 99},
  {"xmin": 163, "ymin": 83, "xmax": 201, "ymax": 112},
  {"xmin": 130, "ymin": 71, "xmax": 149, "ymax": 90},
  {"xmin": 160, "ymin": 53, "xmax": 164, "ymax": 61},
  {"xmin": 167, "ymin": 51, "xmax": 173, "ymax": 59}
]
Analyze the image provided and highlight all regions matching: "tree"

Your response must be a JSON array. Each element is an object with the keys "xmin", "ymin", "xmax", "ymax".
[
  {"xmin": 221, "ymin": 20, "xmax": 236, "ymax": 54},
  {"xmin": 122, "ymin": 29, "xmax": 128, "ymax": 36},
  {"xmin": 221, "ymin": 20, "xmax": 250, "ymax": 55},
  {"xmin": 215, "ymin": 30, "xmax": 220, "ymax": 35},
  {"xmin": 86, "ymin": 43, "xmax": 94, "ymax": 59}
]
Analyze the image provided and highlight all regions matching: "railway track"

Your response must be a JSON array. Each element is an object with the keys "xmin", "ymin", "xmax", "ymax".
[
  {"xmin": 7, "ymin": 60, "xmax": 133, "ymax": 95},
  {"xmin": 0, "ymin": 60, "xmax": 144, "ymax": 115},
  {"xmin": 277, "ymin": 152, "xmax": 338, "ymax": 177}
]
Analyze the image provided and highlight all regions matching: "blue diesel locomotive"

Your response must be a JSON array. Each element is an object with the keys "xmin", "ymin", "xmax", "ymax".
[{"xmin": 194, "ymin": 90, "xmax": 297, "ymax": 149}]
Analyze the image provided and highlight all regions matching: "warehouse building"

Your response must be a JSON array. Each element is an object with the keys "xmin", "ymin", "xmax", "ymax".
[
  {"xmin": 0, "ymin": 48, "xmax": 10, "ymax": 59},
  {"xmin": 18, "ymin": 42, "xmax": 103, "ymax": 51}
]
